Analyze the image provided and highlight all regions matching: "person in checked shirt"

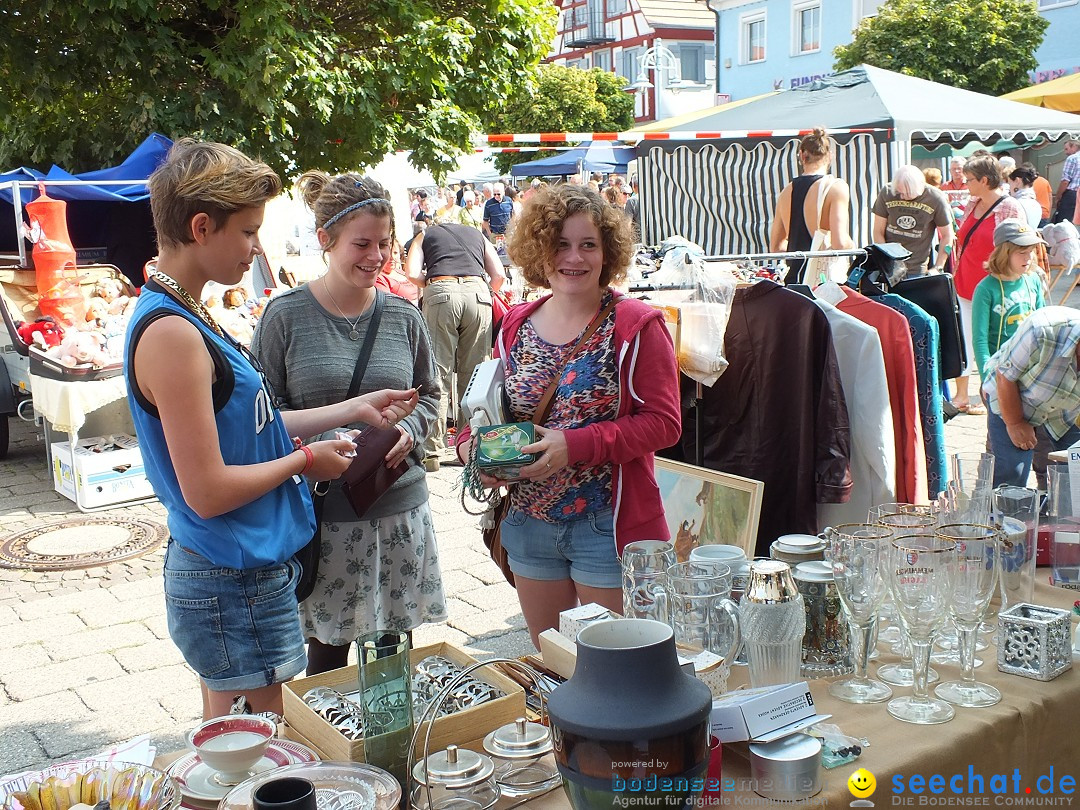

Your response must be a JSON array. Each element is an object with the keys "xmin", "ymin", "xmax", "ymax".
[{"xmin": 982, "ymin": 306, "xmax": 1080, "ymax": 486}]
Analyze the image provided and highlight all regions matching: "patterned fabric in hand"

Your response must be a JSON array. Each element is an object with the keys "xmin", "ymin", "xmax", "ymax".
[{"xmin": 506, "ymin": 293, "xmax": 619, "ymax": 522}]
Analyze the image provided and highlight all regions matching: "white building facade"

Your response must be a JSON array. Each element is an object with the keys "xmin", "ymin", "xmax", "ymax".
[{"xmin": 547, "ymin": 0, "xmax": 721, "ymax": 122}]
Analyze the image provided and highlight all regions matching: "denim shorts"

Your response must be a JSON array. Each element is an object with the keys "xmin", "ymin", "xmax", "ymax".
[
  {"xmin": 163, "ymin": 541, "xmax": 306, "ymax": 691},
  {"xmin": 499, "ymin": 507, "xmax": 621, "ymax": 588}
]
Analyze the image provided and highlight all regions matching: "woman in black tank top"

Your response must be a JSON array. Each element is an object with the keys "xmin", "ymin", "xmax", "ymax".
[{"xmin": 769, "ymin": 128, "xmax": 852, "ymax": 285}]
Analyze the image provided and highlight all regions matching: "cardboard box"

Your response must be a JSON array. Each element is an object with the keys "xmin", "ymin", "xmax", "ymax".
[
  {"xmin": 282, "ymin": 642, "xmax": 525, "ymax": 763},
  {"xmin": 51, "ymin": 434, "xmax": 154, "ymax": 508},
  {"xmin": 558, "ymin": 603, "xmax": 619, "ymax": 641},
  {"xmin": 709, "ymin": 682, "xmax": 830, "ymax": 744}
]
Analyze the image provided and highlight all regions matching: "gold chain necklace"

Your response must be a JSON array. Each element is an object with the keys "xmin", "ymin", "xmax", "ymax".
[
  {"xmin": 322, "ymin": 277, "xmax": 366, "ymax": 341},
  {"xmin": 152, "ymin": 271, "xmax": 223, "ymax": 337}
]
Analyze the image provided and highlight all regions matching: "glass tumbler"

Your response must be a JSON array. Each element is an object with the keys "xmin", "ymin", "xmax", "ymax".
[{"xmin": 357, "ymin": 630, "xmax": 414, "ymax": 792}]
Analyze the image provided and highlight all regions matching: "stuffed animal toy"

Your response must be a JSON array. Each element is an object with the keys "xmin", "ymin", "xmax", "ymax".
[
  {"xmin": 1043, "ymin": 221, "xmax": 1080, "ymax": 271},
  {"xmin": 84, "ymin": 297, "xmax": 109, "ymax": 327},
  {"xmin": 15, "ymin": 316, "xmax": 64, "ymax": 348},
  {"xmin": 45, "ymin": 331, "xmax": 109, "ymax": 368},
  {"xmin": 90, "ymin": 277, "xmax": 131, "ymax": 316}
]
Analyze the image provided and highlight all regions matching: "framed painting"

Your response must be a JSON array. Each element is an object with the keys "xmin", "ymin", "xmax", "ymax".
[{"xmin": 654, "ymin": 458, "xmax": 764, "ymax": 562}]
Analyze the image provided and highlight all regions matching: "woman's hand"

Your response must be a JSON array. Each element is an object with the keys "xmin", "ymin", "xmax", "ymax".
[
  {"xmin": 1006, "ymin": 420, "xmax": 1037, "ymax": 451},
  {"xmin": 352, "ymin": 388, "xmax": 420, "ymax": 428},
  {"xmin": 518, "ymin": 425, "xmax": 568, "ymax": 480},
  {"xmin": 305, "ymin": 439, "xmax": 359, "ymax": 480},
  {"xmin": 386, "ymin": 425, "xmax": 414, "ymax": 467}
]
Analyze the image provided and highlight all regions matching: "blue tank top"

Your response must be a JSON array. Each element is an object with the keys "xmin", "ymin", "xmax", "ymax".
[{"xmin": 124, "ymin": 284, "xmax": 314, "ymax": 569}]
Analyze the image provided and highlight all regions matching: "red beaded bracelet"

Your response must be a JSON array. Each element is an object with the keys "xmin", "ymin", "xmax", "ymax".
[{"xmin": 298, "ymin": 444, "xmax": 314, "ymax": 476}]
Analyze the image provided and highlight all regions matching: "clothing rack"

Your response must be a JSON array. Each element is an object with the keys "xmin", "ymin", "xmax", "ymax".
[
  {"xmin": 703, "ymin": 248, "xmax": 869, "ymax": 262},
  {"xmin": 629, "ymin": 247, "xmax": 869, "ymax": 466},
  {"xmin": 629, "ymin": 248, "xmax": 869, "ymax": 293}
]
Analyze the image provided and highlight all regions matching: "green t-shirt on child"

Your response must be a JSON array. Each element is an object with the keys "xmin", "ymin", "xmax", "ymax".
[{"xmin": 971, "ymin": 272, "xmax": 1046, "ymax": 381}]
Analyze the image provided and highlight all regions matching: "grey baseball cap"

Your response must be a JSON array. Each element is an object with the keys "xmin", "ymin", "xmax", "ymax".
[{"xmin": 993, "ymin": 218, "xmax": 1045, "ymax": 247}]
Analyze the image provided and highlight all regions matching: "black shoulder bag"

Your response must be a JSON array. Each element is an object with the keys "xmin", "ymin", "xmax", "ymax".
[{"xmin": 296, "ymin": 290, "xmax": 386, "ymax": 601}]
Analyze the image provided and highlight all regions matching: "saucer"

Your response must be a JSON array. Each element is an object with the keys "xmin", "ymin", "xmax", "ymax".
[{"xmin": 169, "ymin": 738, "xmax": 318, "ymax": 805}]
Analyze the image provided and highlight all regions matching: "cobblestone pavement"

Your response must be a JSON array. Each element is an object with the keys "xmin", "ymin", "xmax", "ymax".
[{"xmin": 0, "ymin": 400, "xmax": 989, "ymax": 776}]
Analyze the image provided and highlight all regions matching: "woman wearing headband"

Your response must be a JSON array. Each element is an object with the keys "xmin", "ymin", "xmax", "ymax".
[{"xmin": 252, "ymin": 172, "xmax": 445, "ymax": 675}]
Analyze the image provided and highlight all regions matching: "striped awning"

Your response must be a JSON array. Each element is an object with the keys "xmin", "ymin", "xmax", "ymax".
[{"xmin": 475, "ymin": 128, "xmax": 890, "ymax": 144}]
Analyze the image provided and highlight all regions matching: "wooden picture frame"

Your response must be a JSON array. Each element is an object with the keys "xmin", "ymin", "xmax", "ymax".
[{"xmin": 654, "ymin": 458, "xmax": 764, "ymax": 562}]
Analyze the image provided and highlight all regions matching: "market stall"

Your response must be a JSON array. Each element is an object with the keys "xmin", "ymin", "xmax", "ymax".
[
  {"xmin": 632, "ymin": 64, "xmax": 1080, "ymax": 253},
  {"xmin": 508, "ymin": 142, "xmax": 635, "ymax": 178}
]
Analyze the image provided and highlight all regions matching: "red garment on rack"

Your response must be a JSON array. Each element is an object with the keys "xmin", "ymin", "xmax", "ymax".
[{"xmin": 835, "ymin": 287, "xmax": 927, "ymax": 504}]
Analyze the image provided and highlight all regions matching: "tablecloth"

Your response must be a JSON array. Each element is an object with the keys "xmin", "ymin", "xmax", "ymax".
[
  {"xmin": 29, "ymin": 373, "xmax": 128, "ymax": 434},
  {"xmin": 158, "ymin": 579, "xmax": 1080, "ymax": 805}
]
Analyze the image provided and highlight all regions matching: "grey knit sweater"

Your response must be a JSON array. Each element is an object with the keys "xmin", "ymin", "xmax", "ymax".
[{"xmin": 251, "ymin": 286, "xmax": 440, "ymax": 521}]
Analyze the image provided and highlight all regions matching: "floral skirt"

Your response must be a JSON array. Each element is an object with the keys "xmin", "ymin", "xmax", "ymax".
[{"xmin": 300, "ymin": 503, "xmax": 446, "ymax": 645}]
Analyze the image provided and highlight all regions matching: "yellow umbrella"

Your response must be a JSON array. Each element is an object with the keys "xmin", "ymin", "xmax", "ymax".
[
  {"xmin": 1002, "ymin": 72, "xmax": 1080, "ymax": 113},
  {"xmin": 629, "ymin": 92, "xmax": 779, "ymax": 133}
]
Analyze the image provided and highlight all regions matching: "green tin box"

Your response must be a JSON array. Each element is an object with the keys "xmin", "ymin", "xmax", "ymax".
[{"xmin": 476, "ymin": 422, "xmax": 537, "ymax": 481}]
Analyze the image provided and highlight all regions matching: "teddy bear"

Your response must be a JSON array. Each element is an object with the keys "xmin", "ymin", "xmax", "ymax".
[
  {"xmin": 89, "ymin": 277, "xmax": 132, "ymax": 317},
  {"xmin": 16, "ymin": 316, "xmax": 64, "ymax": 349}
]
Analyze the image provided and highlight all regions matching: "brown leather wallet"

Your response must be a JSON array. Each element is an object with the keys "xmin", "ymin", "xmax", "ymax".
[{"xmin": 340, "ymin": 426, "xmax": 407, "ymax": 518}]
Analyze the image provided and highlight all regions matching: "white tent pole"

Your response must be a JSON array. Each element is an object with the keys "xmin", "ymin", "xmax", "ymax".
[{"xmin": 894, "ymin": 138, "xmax": 911, "ymax": 167}]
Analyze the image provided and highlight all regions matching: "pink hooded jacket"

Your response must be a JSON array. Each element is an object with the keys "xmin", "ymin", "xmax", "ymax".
[{"xmin": 462, "ymin": 291, "xmax": 682, "ymax": 555}]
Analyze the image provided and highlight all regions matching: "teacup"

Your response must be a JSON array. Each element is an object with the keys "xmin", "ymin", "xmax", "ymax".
[{"xmin": 188, "ymin": 714, "xmax": 276, "ymax": 783}]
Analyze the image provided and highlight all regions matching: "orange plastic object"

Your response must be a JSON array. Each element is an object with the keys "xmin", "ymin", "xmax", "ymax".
[{"xmin": 25, "ymin": 183, "xmax": 81, "ymax": 324}]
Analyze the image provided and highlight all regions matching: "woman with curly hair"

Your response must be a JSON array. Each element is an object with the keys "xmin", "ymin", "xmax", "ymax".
[{"xmin": 456, "ymin": 184, "xmax": 681, "ymax": 647}]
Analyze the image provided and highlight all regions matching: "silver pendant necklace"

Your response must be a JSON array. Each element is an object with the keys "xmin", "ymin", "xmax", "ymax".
[{"xmin": 322, "ymin": 277, "xmax": 365, "ymax": 340}]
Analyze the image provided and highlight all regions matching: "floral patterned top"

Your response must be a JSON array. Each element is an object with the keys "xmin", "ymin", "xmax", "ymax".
[{"xmin": 506, "ymin": 295, "xmax": 620, "ymax": 522}]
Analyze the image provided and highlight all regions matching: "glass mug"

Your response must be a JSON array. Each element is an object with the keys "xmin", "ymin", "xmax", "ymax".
[
  {"xmin": 622, "ymin": 541, "xmax": 678, "ymax": 622},
  {"xmin": 654, "ymin": 561, "xmax": 742, "ymax": 667}
]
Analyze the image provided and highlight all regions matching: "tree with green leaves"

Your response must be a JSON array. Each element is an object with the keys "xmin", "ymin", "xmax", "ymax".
[
  {"xmin": 491, "ymin": 64, "xmax": 636, "ymax": 175},
  {"xmin": 0, "ymin": 0, "xmax": 556, "ymax": 178},
  {"xmin": 834, "ymin": 0, "xmax": 1048, "ymax": 96}
]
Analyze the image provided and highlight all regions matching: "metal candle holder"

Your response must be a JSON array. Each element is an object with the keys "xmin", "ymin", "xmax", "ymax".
[
  {"xmin": 408, "ymin": 659, "xmax": 557, "ymax": 810},
  {"xmin": 997, "ymin": 603, "xmax": 1073, "ymax": 681}
]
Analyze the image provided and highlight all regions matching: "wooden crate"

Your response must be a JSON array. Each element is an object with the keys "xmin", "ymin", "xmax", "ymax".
[{"xmin": 282, "ymin": 642, "xmax": 525, "ymax": 763}]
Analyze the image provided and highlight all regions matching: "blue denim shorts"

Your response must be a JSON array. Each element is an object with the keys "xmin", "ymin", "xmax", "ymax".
[
  {"xmin": 499, "ymin": 507, "xmax": 621, "ymax": 588},
  {"xmin": 163, "ymin": 541, "xmax": 306, "ymax": 691}
]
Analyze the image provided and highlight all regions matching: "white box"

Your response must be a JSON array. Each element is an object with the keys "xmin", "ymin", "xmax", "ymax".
[
  {"xmin": 52, "ymin": 434, "xmax": 154, "ymax": 508},
  {"xmin": 709, "ymin": 682, "xmax": 830, "ymax": 743},
  {"xmin": 558, "ymin": 602, "xmax": 619, "ymax": 641}
]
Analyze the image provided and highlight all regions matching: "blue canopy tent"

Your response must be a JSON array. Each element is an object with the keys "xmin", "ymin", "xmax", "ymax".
[
  {"xmin": 0, "ymin": 133, "xmax": 173, "ymax": 285},
  {"xmin": 509, "ymin": 142, "xmax": 635, "ymax": 178}
]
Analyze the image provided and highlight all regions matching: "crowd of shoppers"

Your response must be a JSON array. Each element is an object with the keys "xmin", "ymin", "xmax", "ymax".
[{"xmin": 127, "ymin": 133, "xmax": 1079, "ymax": 717}]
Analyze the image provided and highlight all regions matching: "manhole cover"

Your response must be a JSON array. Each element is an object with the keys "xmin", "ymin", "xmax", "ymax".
[{"xmin": 0, "ymin": 516, "xmax": 169, "ymax": 571}]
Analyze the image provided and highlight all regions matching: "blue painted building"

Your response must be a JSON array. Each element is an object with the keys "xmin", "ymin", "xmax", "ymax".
[
  {"xmin": 1033, "ymin": 0, "xmax": 1080, "ymax": 82},
  {"xmin": 710, "ymin": 0, "xmax": 1080, "ymax": 100}
]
